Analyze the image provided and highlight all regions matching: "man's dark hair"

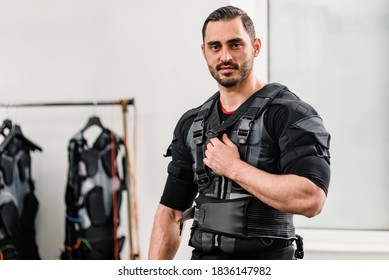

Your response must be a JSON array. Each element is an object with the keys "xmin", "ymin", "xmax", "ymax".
[{"xmin": 202, "ymin": 6, "xmax": 256, "ymax": 42}]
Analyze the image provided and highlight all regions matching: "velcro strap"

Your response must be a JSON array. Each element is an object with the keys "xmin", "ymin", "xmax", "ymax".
[
  {"xmin": 198, "ymin": 199, "xmax": 247, "ymax": 237},
  {"xmin": 181, "ymin": 199, "xmax": 249, "ymax": 237}
]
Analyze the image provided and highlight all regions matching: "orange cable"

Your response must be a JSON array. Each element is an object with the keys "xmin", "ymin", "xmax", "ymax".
[
  {"xmin": 121, "ymin": 99, "xmax": 135, "ymax": 259},
  {"xmin": 131, "ymin": 104, "xmax": 141, "ymax": 259},
  {"xmin": 121, "ymin": 99, "xmax": 140, "ymax": 259},
  {"xmin": 64, "ymin": 239, "xmax": 81, "ymax": 252}
]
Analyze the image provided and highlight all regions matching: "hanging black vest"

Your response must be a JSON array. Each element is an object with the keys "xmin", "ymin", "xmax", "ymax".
[
  {"xmin": 0, "ymin": 137, "xmax": 41, "ymax": 260},
  {"xmin": 61, "ymin": 128, "xmax": 127, "ymax": 260},
  {"xmin": 181, "ymin": 83, "xmax": 330, "ymax": 255}
]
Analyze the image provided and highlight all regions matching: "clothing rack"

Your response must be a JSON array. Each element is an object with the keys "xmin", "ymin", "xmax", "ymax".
[
  {"xmin": 0, "ymin": 98, "xmax": 134, "ymax": 108},
  {"xmin": 0, "ymin": 97, "xmax": 140, "ymax": 260}
]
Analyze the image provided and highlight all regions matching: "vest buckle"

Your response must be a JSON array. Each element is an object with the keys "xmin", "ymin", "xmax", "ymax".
[{"xmin": 237, "ymin": 115, "xmax": 255, "ymax": 144}]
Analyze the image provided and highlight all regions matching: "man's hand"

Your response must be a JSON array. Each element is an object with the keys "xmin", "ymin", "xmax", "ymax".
[{"xmin": 203, "ymin": 133, "xmax": 241, "ymax": 177}]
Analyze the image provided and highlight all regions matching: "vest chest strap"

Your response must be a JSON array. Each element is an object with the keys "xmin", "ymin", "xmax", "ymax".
[{"xmin": 180, "ymin": 198, "xmax": 249, "ymax": 238}]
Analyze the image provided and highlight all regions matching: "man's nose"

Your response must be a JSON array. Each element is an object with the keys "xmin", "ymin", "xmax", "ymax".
[{"xmin": 220, "ymin": 47, "xmax": 232, "ymax": 63}]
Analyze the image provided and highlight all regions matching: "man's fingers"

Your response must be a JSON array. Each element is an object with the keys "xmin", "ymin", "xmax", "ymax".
[{"xmin": 222, "ymin": 133, "xmax": 235, "ymax": 147}]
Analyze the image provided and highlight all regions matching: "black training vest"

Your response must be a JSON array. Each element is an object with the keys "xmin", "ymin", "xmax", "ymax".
[
  {"xmin": 185, "ymin": 84, "xmax": 297, "ymax": 252},
  {"xmin": 0, "ymin": 138, "xmax": 40, "ymax": 260}
]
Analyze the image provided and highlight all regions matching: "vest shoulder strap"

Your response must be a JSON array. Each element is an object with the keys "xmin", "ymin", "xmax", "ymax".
[
  {"xmin": 192, "ymin": 92, "xmax": 219, "ymax": 145},
  {"xmin": 207, "ymin": 83, "xmax": 287, "ymax": 139}
]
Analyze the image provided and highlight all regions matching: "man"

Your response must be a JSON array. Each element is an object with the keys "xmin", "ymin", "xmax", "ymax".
[{"xmin": 149, "ymin": 6, "xmax": 330, "ymax": 260}]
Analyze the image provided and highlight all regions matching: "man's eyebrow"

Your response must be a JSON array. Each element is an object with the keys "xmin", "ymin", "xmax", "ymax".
[
  {"xmin": 206, "ymin": 40, "xmax": 221, "ymax": 46},
  {"xmin": 206, "ymin": 38, "xmax": 244, "ymax": 46},
  {"xmin": 227, "ymin": 38, "xmax": 244, "ymax": 44}
]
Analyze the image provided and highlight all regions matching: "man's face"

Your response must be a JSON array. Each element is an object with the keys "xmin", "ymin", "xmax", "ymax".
[{"xmin": 202, "ymin": 17, "xmax": 260, "ymax": 89}]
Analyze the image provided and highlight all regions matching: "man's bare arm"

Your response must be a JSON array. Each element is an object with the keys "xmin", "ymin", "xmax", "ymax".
[{"xmin": 148, "ymin": 204, "xmax": 183, "ymax": 260}]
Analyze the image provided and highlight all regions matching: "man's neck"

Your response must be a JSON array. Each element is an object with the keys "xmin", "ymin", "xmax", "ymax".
[{"xmin": 218, "ymin": 75, "xmax": 266, "ymax": 112}]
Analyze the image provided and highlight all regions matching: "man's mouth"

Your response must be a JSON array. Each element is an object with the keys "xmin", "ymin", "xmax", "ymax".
[
  {"xmin": 219, "ymin": 66, "xmax": 235, "ymax": 70},
  {"xmin": 216, "ymin": 62, "xmax": 239, "ymax": 71}
]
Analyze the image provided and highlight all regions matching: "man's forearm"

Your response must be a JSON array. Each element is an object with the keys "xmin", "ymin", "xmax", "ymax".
[
  {"xmin": 230, "ymin": 159, "xmax": 326, "ymax": 217},
  {"xmin": 148, "ymin": 204, "xmax": 183, "ymax": 260}
]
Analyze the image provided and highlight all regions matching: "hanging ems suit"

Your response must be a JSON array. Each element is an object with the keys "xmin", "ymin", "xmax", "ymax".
[
  {"xmin": 178, "ymin": 83, "xmax": 330, "ymax": 258},
  {"xmin": 61, "ymin": 116, "xmax": 127, "ymax": 260},
  {"xmin": 0, "ymin": 120, "xmax": 41, "ymax": 260}
]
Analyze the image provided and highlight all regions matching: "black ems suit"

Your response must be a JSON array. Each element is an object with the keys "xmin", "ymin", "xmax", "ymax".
[
  {"xmin": 0, "ymin": 136, "xmax": 40, "ymax": 260},
  {"xmin": 161, "ymin": 83, "xmax": 331, "ymax": 260},
  {"xmin": 62, "ymin": 128, "xmax": 127, "ymax": 260}
]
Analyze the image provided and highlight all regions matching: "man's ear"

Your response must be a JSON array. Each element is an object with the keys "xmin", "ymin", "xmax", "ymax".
[
  {"xmin": 253, "ymin": 37, "xmax": 261, "ymax": 57},
  {"xmin": 201, "ymin": 43, "xmax": 205, "ymax": 58}
]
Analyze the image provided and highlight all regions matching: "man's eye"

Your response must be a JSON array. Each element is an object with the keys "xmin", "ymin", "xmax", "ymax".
[
  {"xmin": 210, "ymin": 45, "xmax": 220, "ymax": 51},
  {"xmin": 231, "ymin": 43, "xmax": 241, "ymax": 49}
]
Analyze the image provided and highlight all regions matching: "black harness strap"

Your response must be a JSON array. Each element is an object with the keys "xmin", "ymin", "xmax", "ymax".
[
  {"xmin": 236, "ymin": 85, "xmax": 284, "ymax": 158},
  {"xmin": 193, "ymin": 96, "xmax": 216, "ymax": 189}
]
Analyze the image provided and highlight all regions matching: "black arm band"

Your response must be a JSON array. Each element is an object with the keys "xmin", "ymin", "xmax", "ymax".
[
  {"xmin": 288, "ymin": 156, "xmax": 330, "ymax": 195},
  {"xmin": 160, "ymin": 175, "xmax": 198, "ymax": 212}
]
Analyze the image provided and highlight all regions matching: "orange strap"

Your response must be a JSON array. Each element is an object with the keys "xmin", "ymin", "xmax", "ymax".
[
  {"xmin": 121, "ymin": 99, "xmax": 140, "ymax": 260},
  {"xmin": 64, "ymin": 239, "xmax": 81, "ymax": 252}
]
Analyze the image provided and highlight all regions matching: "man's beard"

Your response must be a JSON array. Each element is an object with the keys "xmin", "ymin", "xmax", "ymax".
[{"xmin": 208, "ymin": 57, "xmax": 254, "ymax": 88}]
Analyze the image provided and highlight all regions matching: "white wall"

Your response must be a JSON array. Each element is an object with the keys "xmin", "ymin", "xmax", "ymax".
[
  {"xmin": 268, "ymin": 0, "xmax": 389, "ymax": 259},
  {"xmin": 269, "ymin": 0, "xmax": 389, "ymax": 230}
]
